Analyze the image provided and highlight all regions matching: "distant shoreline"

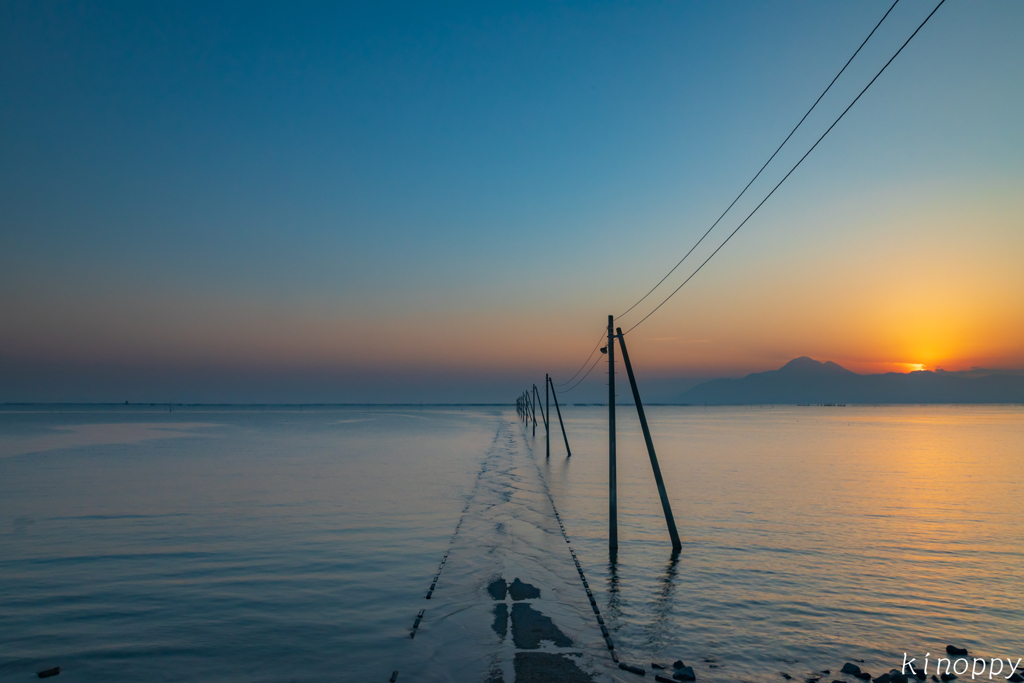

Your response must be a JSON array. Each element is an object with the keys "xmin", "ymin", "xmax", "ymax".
[{"xmin": 3, "ymin": 402, "xmax": 1023, "ymax": 408}]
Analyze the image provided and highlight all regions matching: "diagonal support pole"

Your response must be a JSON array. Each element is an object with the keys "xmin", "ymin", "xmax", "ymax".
[
  {"xmin": 533, "ymin": 384, "xmax": 547, "ymax": 427},
  {"xmin": 545, "ymin": 376, "xmax": 550, "ymax": 458},
  {"xmin": 529, "ymin": 389, "xmax": 536, "ymax": 435},
  {"xmin": 547, "ymin": 376, "xmax": 572, "ymax": 457},
  {"xmin": 616, "ymin": 327, "xmax": 682, "ymax": 553},
  {"xmin": 535, "ymin": 382, "xmax": 549, "ymax": 457}
]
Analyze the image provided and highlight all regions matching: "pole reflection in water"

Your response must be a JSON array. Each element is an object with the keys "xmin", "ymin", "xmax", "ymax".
[{"xmin": 644, "ymin": 551, "xmax": 681, "ymax": 647}]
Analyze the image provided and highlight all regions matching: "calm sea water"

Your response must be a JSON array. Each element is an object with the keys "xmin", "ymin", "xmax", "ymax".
[{"xmin": 1, "ymin": 405, "xmax": 1021, "ymax": 682}]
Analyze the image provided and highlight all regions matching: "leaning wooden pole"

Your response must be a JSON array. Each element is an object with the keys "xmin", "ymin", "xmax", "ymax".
[
  {"xmin": 533, "ymin": 383, "xmax": 548, "ymax": 450},
  {"xmin": 548, "ymin": 376, "xmax": 572, "ymax": 457},
  {"xmin": 607, "ymin": 314, "xmax": 617, "ymax": 552},
  {"xmin": 545, "ymin": 375, "xmax": 550, "ymax": 459},
  {"xmin": 616, "ymin": 327, "xmax": 682, "ymax": 552},
  {"xmin": 533, "ymin": 384, "xmax": 545, "ymax": 428},
  {"xmin": 530, "ymin": 390, "xmax": 536, "ymax": 435}
]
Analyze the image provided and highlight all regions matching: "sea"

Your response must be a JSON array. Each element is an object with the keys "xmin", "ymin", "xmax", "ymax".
[{"xmin": 1, "ymin": 405, "xmax": 1021, "ymax": 682}]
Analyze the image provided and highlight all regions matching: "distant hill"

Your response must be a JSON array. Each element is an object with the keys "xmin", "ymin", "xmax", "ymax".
[{"xmin": 676, "ymin": 357, "xmax": 1024, "ymax": 404}]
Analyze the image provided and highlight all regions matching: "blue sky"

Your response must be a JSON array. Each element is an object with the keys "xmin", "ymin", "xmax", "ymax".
[{"xmin": 2, "ymin": 1, "xmax": 1022, "ymax": 403}]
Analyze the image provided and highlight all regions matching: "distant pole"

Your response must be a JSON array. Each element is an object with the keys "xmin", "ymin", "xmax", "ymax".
[
  {"xmin": 616, "ymin": 327, "xmax": 682, "ymax": 552},
  {"xmin": 548, "ymin": 376, "xmax": 572, "ymax": 457},
  {"xmin": 533, "ymin": 383, "xmax": 548, "ymax": 454},
  {"xmin": 533, "ymin": 384, "xmax": 547, "ymax": 429},
  {"xmin": 608, "ymin": 314, "xmax": 617, "ymax": 552},
  {"xmin": 531, "ymin": 385, "xmax": 537, "ymax": 436},
  {"xmin": 545, "ymin": 375, "xmax": 550, "ymax": 459}
]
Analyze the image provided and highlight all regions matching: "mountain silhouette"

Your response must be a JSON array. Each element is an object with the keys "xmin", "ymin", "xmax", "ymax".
[{"xmin": 676, "ymin": 357, "xmax": 1024, "ymax": 404}]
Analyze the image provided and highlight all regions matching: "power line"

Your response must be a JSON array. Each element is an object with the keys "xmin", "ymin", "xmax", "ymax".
[
  {"xmin": 560, "ymin": 349, "xmax": 606, "ymax": 394},
  {"xmin": 617, "ymin": 0, "xmax": 901, "ymax": 322},
  {"xmin": 554, "ymin": 331, "xmax": 606, "ymax": 387},
  {"xmin": 623, "ymin": 0, "xmax": 946, "ymax": 336}
]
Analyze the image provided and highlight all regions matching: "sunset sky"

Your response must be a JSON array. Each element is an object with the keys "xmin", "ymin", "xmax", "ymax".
[{"xmin": 2, "ymin": 1, "xmax": 1022, "ymax": 403}]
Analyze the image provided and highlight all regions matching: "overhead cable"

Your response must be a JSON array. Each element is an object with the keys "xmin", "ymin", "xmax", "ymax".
[
  {"xmin": 617, "ymin": 0, "xmax": 901, "ymax": 322},
  {"xmin": 623, "ymin": 0, "xmax": 946, "ymax": 336}
]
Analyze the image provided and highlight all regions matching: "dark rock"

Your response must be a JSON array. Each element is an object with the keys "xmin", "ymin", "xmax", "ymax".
[
  {"xmin": 652, "ymin": 663, "xmax": 666, "ymax": 670},
  {"xmin": 907, "ymin": 665, "xmax": 926, "ymax": 681},
  {"xmin": 806, "ymin": 678, "xmax": 821, "ymax": 682},
  {"xmin": 37, "ymin": 669, "xmax": 60, "ymax": 679},
  {"xmin": 822, "ymin": 672, "xmax": 831, "ymax": 675},
  {"xmin": 673, "ymin": 666, "xmax": 696, "ymax": 681},
  {"xmin": 780, "ymin": 674, "xmax": 792, "ymax": 680},
  {"xmin": 619, "ymin": 663, "xmax": 646, "ymax": 676},
  {"xmin": 833, "ymin": 680, "xmax": 845, "ymax": 683},
  {"xmin": 843, "ymin": 664, "xmax": 863, "ymax": 676},
  {"xmin": 656, "ymin": 676, "xmax": 677, "ymax": 683},
  {"xmin": 931, "ymin": 677, "xmax": 938, "ymax": 682},
  {"xmin": 509, "ymin": 578, "xmax": 541, "ymax": 601},
  {"xmin": 487, "ymin": 578, "xmax": 508, "ymax": 601},
  {"xmin": 1007, "ymin": 675, "xmax": 1023, "ymax": 683},
  {"xmin": 389, "ymin": 672, "xmax": 398, "ymax": 683},
  {"xmin": 946, "ymin": 646, "xmax": 969, "ymax": 657},
  {"xmin": 940, "ymin": 675, "xmax": 957, "ymax": 682},
  {"xmin": 874, "ymin": 674, "xmax": 891, "ymax": 683},
  {"xmin": 888, "ymin": 669, "xmax": 909, "ymax": 683},
  {"xmin": 674, "ymin": 661, "xmax": 686, "ymax": 670},
  {"xmin": 856, "ymin": 673, "xmax": 872, "ymax": 680}
]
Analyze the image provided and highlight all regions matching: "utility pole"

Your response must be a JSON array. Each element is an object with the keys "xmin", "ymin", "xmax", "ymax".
[
  {"xmin": 607, "ymin": 314, "xmax": 617, "ymax": 552},
  {"xmin": 616, "ymin": 327, "xmax": 682, "ymax": 552}
]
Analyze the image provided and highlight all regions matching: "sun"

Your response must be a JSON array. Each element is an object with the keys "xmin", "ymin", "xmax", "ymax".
[{"xmin": 905, "ymin": 363, "xmax": 926, "ymax": 372}]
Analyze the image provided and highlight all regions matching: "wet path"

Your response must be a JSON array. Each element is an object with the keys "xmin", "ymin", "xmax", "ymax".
[{"xmin": 390, "ymin": 414, "xmax": 629, "ymax": 682}]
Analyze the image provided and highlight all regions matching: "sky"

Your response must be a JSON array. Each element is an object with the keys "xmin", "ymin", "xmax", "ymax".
[{"xmin": 1, "ymin": 1, "xmax": 1022, "ymax": 403}]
